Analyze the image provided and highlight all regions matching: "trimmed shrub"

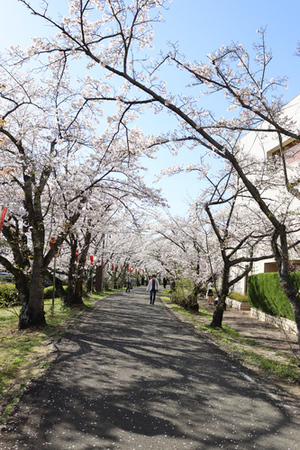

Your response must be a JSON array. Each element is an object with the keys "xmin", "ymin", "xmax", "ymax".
[
  {"xmin": 44, "ymin": 285, "xmax": 67, "ymax": 299},
  {"xmin": 0, "ymin": 284, "xmax": 68, "ymax": 307},
  {"xmin": 0, "ymin": 283, "xmax": 20, "ymax": 307},
  {"xmin": 44, "ymin": 286, "xmax": 55, "ymax": 299},
  {"xmin": 247, "ymin": 273, "xmax": 296, "ymax": 321}
]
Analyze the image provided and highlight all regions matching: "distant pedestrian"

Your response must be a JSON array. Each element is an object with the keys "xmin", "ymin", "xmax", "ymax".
[
  {"xmin": 141, "ymin": 274, "xmax": 145, "ymax": 286},
  {"xmin": 126, "ymin": 275, "xmax": 131, "ymax": 293},
  {"xmin": 146, "ymin": 274, "xmax": 159, "ymax": 305},
  {"xmin": 163, "ymin": 277, "xmax": 167, "ymax": 289},
  {"xmin": 207, "ymin": 286, "xmax": 213, "ymax": 305}
]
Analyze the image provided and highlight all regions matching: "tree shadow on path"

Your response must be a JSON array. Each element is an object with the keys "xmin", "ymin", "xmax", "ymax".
[{"xmin": 1, "ymin": 288, "xmax": 300, "ymax": 449}]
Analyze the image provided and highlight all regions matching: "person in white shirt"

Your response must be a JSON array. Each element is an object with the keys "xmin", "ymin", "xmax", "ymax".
[{"xmin": 146, "ymin": 274, "xmax": 159, "ymax": 305}]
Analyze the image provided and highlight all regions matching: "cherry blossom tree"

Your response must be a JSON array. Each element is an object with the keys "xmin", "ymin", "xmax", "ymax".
[
  {"xmin": 14, "ymin": 0, "xmax": 300, "ymax": 341},
  {"xmin": 199, "ymin": 170, "xmax": 273, "ymax": 327},
  {"xmin": 0, "ymin": 57, "xmax": 87, "ymax": 328},
  {"xmin": 77, "ymin": 200, "xmax": 151, "ymax": 292},
  {"xmin": 0, "ymin": 54, "xmax": 163, "ymax": 328},
  {"xmin": 151, "ymin": 189, "xmax": 271, "ymax": 322},
  {"xmin": 148, "ymin": 212, "xmax": 209, "ymax": 310}
]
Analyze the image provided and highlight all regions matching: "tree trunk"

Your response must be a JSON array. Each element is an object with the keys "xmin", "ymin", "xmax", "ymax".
[
  {"xmin": 210, "ymin": 264, "xmax": 230, "ymax": 328},
  {"xmin": 272, "ymin": 229, "xmax": 300, "ymax": 344},
  {"xmin": 66, "ymin": 231, "xmax": 91, "ymax": 306},
  {"xmin": 54, "ymin": 276, "xmax": 67, "ymax": 301},
  {"xmin": 66, "ymin": 274, "xmax": 85, "ymax": 306},
  {"xmin": 65, "ymin": 239, "xmax": 77, "ymax": 306},
  {"xmin": 71, "ymin": 279, "xmax": 84, "ymax": 306},
  {"xmin": 210, "ymin": 303, "xmax": 225, "ymax": 328},
  {"xmin": 65, "ymin": 235, "xmax": 84, "ymax": 306},
  {"xmin": 19, "ymin": 251, "xmax": 46, "ymax": 329},
  {"xmin": 95, "ymin": 265, "xmax": 104, "ymax": 292},
  {"xmin": 87, "ymin": 268, "xmax": 93, "ymax": 292},
  {"xmin": 14, "ymin": 272, "xmax": 30, "ymax": 307},
  {"xmin": 112, "ymin": 271, "xmax": 117, "ymax": 289},
  {"xmin": 187, "ymin": 283, "xmax": 202, "ymax": 312},
  {"xmin": 279, "ymin": 275, "xmax": 300, "ymax": 345}
]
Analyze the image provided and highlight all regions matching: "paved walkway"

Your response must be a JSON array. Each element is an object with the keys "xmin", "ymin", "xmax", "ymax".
[{"xmin": 1, "ymin": 287, "xmax": 300, "ymax": 449}]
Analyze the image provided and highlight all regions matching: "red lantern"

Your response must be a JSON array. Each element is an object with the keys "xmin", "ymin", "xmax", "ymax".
[
  {"xmin": 49, "ymin": 237, "xmax": 55, "ymax": 248},
  {"xmin": 0, "ymin": 206, "xmax": 7, "ymax": 233},
  {"xmin": 112, "ymin": 264, "xmax": 114, "ymax": 271},
  {"xmin": 75, "ymin": 250, "xmax": 78, "ymax": 262},
  {"xmin": 90, "ymin": 256, "xmax": 94, "ymax": 266}
]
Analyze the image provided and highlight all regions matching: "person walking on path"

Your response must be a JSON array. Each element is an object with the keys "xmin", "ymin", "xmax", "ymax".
[
  {"xmin": 146, "ymin": 274, "xmax": 159, "ymax": 304},
  {"xmin": 163, "ymin": 276, "xmax": 167, "ymax": 289},
  {"xmin": 207, "ymin": 285, "xmax": 213, "ymax": 305},
  {"xmin": 126, "ymin": 274, "xmax": 131, "ymax": 293}
]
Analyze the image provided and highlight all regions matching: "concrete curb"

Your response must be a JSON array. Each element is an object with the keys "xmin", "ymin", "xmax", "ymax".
[{"xmin": 226, "ymin": 297, "xmax": 298, "ymax": 335}]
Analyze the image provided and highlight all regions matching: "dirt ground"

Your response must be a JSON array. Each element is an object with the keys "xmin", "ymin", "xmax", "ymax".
[
  {"xmin": 203, "ymin": 300, "xmax": 299, "ymax": 356},
  {"xmin": 184, "ymin": 297, "xmax": 300, "ymax": 398}
]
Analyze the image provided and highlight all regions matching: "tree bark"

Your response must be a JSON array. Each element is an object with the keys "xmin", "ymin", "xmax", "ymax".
[
  {"xmin": 272, "ymin": 228, "xmax": 300, "ymax": 344},
  {"xmin": 72, "ymin": 279, "xmax": 84, "ymax": 306},
  {"xmin": 19, "ymin": 249, "xmax": 46, "ymax": 329},
  {"xmin": 65, "ymin": 231, "xmax": 91, "ymax": 306},
  {"xmin": 187, "ymin": 283, "xmax": 202, "ymax": 312},
  {"xmin": 95, "ymin": 265, "xmax": 104, "ymax": 292},
  {"xmin": 210, "ymin": 304, "xmax": 225, "ymax": 328},
  {"xmin": 210, "ymin": 264, "xmax": 230, "ymax": 328}
]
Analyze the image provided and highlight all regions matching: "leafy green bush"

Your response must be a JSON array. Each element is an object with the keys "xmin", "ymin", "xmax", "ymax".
[
  {"xmin": 0, "ymin": 283, "xmax": 20, "ymax": 307},
  {"xmin": 44, "ymin": 286, "xmax": 54, "ymax": 299},
  {"xmin": 44, "ymin": 285, "xmax": 67, "ymax": 299},
  {"xmin": 170, "ymin": 277, "xmax": 199, "ymax": 312},
  {"xmin": 247, "ymin": 273, "xmax": 295, "ymax": 321},
  {"xmin": 228, "ymin": 292, "xmax": 248, "ymax": 303}
]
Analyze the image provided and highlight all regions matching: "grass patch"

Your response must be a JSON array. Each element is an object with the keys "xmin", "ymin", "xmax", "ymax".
[
  {"xmin": 160, "ymin": 296, "xmax": 172, "ymax": 304},
  {"xmin": 0, "ymin": 290, "xmax": 115, "ymax": 424},
  {"xmin": 227, "ymin": 292, "xmax": 248, "ymax": 303},
  {"xmin": 240, "ymin": 349, "xmax": 299, "ymax": 383}
]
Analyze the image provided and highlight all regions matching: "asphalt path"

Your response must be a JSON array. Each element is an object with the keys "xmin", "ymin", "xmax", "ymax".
[{"xmin": 1, "ymin": 287, "xmax": 300, "ymax": 449}]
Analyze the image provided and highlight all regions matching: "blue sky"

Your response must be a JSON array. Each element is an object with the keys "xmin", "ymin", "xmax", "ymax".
[{"xmin": 1, "ymin": 0, "xmax": 300, "ymax": 215}]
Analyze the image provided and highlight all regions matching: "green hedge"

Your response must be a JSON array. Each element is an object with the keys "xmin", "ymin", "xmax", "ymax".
[
  {"xmin": 247, "ymin": 273, "xmax": 297, "ymax": 321},
  {"xmin": 44, "ymin": 285, "xmax": 67, "ymax": 299},
  {"xmin": 0, "ymin": 284, "xmax": 68, "ymax": 307},
  {"xmin": 0, "ymin": 283, "xmax": 20, "ymax": 307}
]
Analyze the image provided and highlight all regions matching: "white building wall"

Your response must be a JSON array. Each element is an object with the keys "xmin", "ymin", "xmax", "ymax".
[
  {"xmin": 230, "ymin": 93, "xmax": 300, "ymax": 295},
  {"xmin": 239, "ymin": 93, "xmax": 300, "ymax": 159}
]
